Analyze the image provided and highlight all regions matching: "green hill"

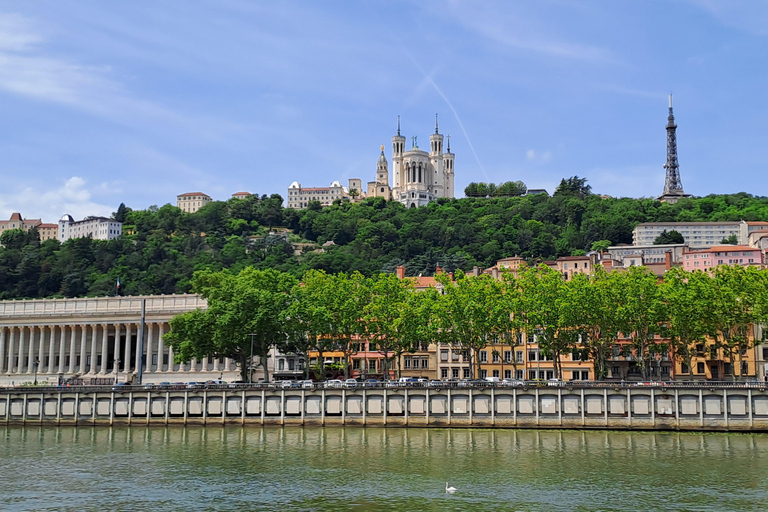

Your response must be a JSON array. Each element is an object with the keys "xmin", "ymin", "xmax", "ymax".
[{"xmin": 1, "ymin": 186, "xmax": 767, "ymax": 299}]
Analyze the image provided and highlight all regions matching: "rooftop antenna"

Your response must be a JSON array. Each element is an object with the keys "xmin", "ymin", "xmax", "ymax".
[
  {"xmin": 397, "ymin": 115, "xmax": 401, "ymax": 136},
  {"xmin": 435, "ymin": 113, "xmax": 439, "ymax": 134}
]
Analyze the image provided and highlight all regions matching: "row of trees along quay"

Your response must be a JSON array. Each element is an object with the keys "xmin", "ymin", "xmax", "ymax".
[{"xmin": 163, "ymin": 263, "xmax": 768, "ymax": 383}]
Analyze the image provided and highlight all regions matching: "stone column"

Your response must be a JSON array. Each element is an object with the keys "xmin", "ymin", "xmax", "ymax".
[
  {"xmin": 145, "ymin": 323, "xmax": 155, "ymax": 372},
  {"xmin": 18, "ymin": 327, "xmax": 27, "ymax": 374},
  {"xmin": 224, "ymin": 357, "xmax": 232, "ymax": 372},
  {"xmin": 68, "ymin": 326, "xmax": 77, "ymax": 374},
  {"xmin": 58, "ymin": 325, "xmax": 68, "ymax": 374},
  {"xmin": 213, "ymin": 356, "xmax": 220, "ymax": 372},
  {"xmin": 35, "ymin": 326, "xmax": 44, "ymax": 374},
  {"xmin": 99, "ymin": 323, "xmax": 109, "ymax": 374},
  {"xmin": 79, "ymin": 325, "xmax": 89, "ymax": 374},
  {"xmin": 124, "ymin": 323, "xmax": 132, "ymax": 373},
  {"xmin": 0, "ymin": 327, "xmax": 5, "ymax": 374},
  {"xmin": 156, "ymin": 324, "xmax": 165, "ymax": 372},
  {"xmin": 135, "ymin": 323, "xmax": 145, "ymax": 372},
  {"xmin": 202, "ymin": 357, "xmax": 209, "ymax": 373},
  {"xmin": 33, "ymin": 326, "xmax": 43, "ymax": 374},
  {"xmin": 47, "ymin": 325, "xmax": 56, "ymax": 374},
  {"xmin": 113, "ymin": 323, "xmax": 121, "ymax": 375},
  {"xmin": 89, "ymin": 325, "xmax": 99, "ymax": 374},
  {"xmin": 7, "ymin": 327, "xmax": 16, "ymax": 374}
]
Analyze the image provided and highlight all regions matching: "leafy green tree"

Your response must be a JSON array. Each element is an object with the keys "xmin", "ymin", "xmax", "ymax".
[
  {"xmin": 554, "ymin": 176, "xmax": 591, "ymax": 199},
  {"xmin": 165, "ymin": 267, "xmax": 297, "ymax": 382},
  {"xmin": 653, "ymin": 230, "xmax": 684, "ymax": 245},
  {"xmin": 614, "ymin": 266, "xmax": 667, "ymax": 379},
  {"xmin": 661, "ymin": 268, "xmax": 712, "ymax": 378},
  {"xmin": 720, "ymin": 234, "xmax": 738, "ymax": 245},
  {"xmin": 566, "ymin": 269, "xmax": 620, "ymax": 380},
  {"xmin": 434, "ymin": 271, "xmax": 510, "ymax": 379}
]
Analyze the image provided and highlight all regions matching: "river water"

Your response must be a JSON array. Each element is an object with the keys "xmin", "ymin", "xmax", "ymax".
[{"xmin": 2, "ymin": 426, "xmax": 767, "ymax": 511}]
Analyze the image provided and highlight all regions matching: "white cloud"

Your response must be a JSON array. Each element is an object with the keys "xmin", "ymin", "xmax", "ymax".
[
  {"xmin": 526, "ymin": 149, "xmax": 552, "ymax": 163},
  {"xmin": 0, "ymin": 177, "xmax": 116, "ymax": 222}
]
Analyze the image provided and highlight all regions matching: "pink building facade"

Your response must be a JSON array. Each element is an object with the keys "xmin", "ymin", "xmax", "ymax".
[{"xmin": 682, "ymin": 245, "xmax": 764, "ymax": 272}]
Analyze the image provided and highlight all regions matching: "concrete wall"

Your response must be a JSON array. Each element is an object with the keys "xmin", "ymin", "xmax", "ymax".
[{"xmin": 3, "ymin": 385, "xmax": 768, "ymax": 431}]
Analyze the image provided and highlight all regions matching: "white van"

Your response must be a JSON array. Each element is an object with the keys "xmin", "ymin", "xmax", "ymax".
[{"xmin": 485, "ymin": 376, "xmax": 501, "ymax": 383}]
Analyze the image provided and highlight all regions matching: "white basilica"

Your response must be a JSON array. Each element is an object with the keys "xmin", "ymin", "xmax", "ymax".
[{"xmin": 367, "ymin": 116, "xmax": 455, "ymax": 208}]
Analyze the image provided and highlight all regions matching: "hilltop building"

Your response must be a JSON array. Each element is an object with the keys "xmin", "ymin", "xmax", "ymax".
[
  {"xmin": 286, "ymin": 181, "xmax": 347, "ymax": 209},
  {"xmin": 231, "ymin": 192, "xmax": 251, "ymax": 200},
  {"xmin": 58, "ymin": 215, "xmax": 122, "ymax": 242},
  {"xmin": 287, "ymin": 115, "xmax": 455, "ymax": 210},
  {"xmin": 177, "ymin": 192, "xmax": 212, "ymax": 213},
  {"xmin": 0, "ymin": 213, "xmax": 58, "ymax": 242},
  {"xmin": 389, "ymin": 115, "xmax": 455, "ymax": 208}
]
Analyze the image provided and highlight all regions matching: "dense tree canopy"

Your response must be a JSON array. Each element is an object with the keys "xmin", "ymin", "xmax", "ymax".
[
  {"xmin": 2, "ymin": 190, "xmax": 768, "ymax": 299},
  {"xmin": 166, "ymin": 264, "xmax": 768, "ymax": 381}
]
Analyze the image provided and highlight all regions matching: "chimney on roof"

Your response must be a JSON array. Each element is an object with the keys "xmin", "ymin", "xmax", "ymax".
[
  {"xmin": 492, "ymin": 267, "xmax": 500, "ymax": 280},
  {"xmin": 396, "ymin": 265, "xmax": 405, "ymax": 279},
  {"xmin": 472, "ymin": 266, "xmax": 480, "ymax": 277},
  {"xmin": 665, "ymin": 251, "xmax": 672, "ymax": 271}
]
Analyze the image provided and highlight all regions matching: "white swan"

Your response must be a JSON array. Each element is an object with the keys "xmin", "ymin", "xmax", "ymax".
[{"xmin": 445, "ymin": 482, "xmax": 457, "ymax": 493}]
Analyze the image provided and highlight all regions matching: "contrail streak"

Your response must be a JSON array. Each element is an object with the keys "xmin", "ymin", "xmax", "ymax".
[{"xmin": 403, "ymin": 50, "xmax": 490, "ymax": 182}]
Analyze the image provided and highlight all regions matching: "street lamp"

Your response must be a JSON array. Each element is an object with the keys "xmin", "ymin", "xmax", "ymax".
[{"xmin": 33, "ymin": 358, "xmax": 40, "ymax": 386}]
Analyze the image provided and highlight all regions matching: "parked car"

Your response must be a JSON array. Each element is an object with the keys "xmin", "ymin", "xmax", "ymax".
[
  {"xmin": 343, "ymin": 378, "xmax": 359, "ymax": 388},
  {"xmin": 300, "ymin": 380, "xmax": 315, "ymax": 389},
  {"xmin": 428, "ymin": 380, "xmax": 443, "ymax": 387},
  {"xmin": 324, "ymin": 379, "xmax": 343, "ymax": 389},
  {"xmin": 547, "ymin": 378, "xmax": 564, "ymax": 387},
  {"xmin": 484, "ymin": 376, "xmax": 501, "ymax": 384},
  {"xmin": 279, "ymin": 380, "xmax": 294, "ymax": 388},
  {"xmin": 502, "ymin": 378, "xmax": 525, "ymax": 387},
  {"xmin": 456, "ymin": 379, "xmax": 470, "ymax": 387},
  {"xmin": 112, "ymin": 382, "xmax": 130, "ymax": 391},
  {"xmin": 185, "ymin": 382, "xmax": 203, "ymax": 389},
  {"xmin": 363, "ymin": 379, "xmax": 380, "ymax": 387}
]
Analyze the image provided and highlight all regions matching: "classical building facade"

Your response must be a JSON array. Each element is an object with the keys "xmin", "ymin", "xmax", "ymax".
[
  {"xmin": 59, "ymin": 215, "xmax": 123, "ymax": 242},
  {"xmin": 0, "ymin": 295, "xmax": 242, "ymax": 386},
  {"xmin": 177, "ymin": 192, "xmax": 212, "ymax": 213}
]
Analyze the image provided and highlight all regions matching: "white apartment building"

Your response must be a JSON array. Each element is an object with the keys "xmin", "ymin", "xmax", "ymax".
[
  {"xmin": 286, "ymin": 181, "xmax": 347, "ymax": 209},
  {"xmin": 633, "ymin": 221, "xmax": 768, "ymax": 248},
  {"xmin": 59, "ymin": 215, "xmax": 122, "ymax": 242},
  {"xmin": 177, "ymin": 192, "xmax": 212, "ymax": 213}
]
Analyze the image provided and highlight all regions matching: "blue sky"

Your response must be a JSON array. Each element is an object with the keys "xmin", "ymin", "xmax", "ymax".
[{"xmin": 1, "ymin": 0, "xmax": 768, "ymax": 222}]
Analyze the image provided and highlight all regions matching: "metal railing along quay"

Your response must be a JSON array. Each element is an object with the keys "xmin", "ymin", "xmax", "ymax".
[{"xmin": 3, "ymin": 379, "xmax": 767, "ymax": 395}]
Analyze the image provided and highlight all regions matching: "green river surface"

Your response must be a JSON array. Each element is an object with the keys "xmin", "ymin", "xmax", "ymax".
[{"xmin": 2, "ymin": 426, "xmax": 767, "ymax": 511}]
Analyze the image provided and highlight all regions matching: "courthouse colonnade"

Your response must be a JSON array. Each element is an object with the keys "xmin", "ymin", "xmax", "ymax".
[{"xmin": 0, "ymin": 295, "xmax": 240, "ymax": 385}]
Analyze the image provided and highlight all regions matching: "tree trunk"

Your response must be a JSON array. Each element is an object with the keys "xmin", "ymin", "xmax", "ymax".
[{"xmin": 239, "ymin": 352, "xmax": 248, "ymax": 382}]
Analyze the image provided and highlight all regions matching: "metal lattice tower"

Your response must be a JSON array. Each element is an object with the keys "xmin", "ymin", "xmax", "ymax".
[{"xmin": 662, "ymin": 94, "xmax": 685, "ymax": 195}]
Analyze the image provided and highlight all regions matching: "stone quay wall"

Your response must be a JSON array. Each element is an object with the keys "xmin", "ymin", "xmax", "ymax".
[{"xmin": 3, "ymin": 384, "xmax": 768, "ymax": 431}]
